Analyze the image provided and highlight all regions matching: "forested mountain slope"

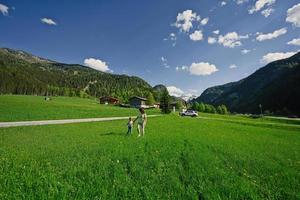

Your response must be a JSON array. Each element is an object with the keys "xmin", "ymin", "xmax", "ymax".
[
  {"xmin": 0, "ymin": 48, "xmax": 153, "ymax": 102},
  {"xmin": 196, "ymin": 52, "xmax": 300, "ymax": 115}
]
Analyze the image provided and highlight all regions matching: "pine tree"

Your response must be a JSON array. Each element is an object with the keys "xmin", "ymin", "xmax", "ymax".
[
  {"xmin": 211, "ymin": 105, "xmax": 217, "ymax": 114},
  {"xmin": 160, "ymin": 89, "xmax": 171, "ymax": 114},
  {"xmin": 217, "ymin": 105, "xmax": 223, "ymax": 114},
  {"xmin": 204, "ymin": 104, "xmax": 212, "ymax": 113},
  {"xmin": 221, "ymin": 105, "xmax": 228, "ymax": 114},
  {"xmin": 191, "ymin": 102, "xmax": 199, "ymax": 111},
  {"xmin": 198, "ymin": 102, "xmax": 205, "ymax": 112}
]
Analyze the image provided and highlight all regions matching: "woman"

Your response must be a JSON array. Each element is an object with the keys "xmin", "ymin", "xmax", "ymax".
[{"xmin": 134, "ymin": 108, "xmax": 147, "ymax": 137}]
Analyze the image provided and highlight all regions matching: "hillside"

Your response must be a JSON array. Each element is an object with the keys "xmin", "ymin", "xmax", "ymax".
[
  {"xmin": 196, "ymin": 52, "xmax": 300, "ymax": 115},
  {"xmin": 0, "ymin": 48, "xmax": 153, "ymax": 102}
]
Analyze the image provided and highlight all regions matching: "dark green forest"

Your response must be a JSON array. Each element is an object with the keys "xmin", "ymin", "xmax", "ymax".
[{"xmin": 0, "ymin": 48, "xmax": 153, "ymax": 102}]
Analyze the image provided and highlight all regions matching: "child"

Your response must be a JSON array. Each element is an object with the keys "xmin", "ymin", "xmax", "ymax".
[{"xmin": 126, "ymin": 117, "xmax": 133, "ymax": 135}]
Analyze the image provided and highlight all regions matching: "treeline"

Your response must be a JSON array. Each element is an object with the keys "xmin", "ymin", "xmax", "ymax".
[
  {"xmin": 191, "ymin": 102, "xmax": 229, "ymax": 115},
  {"xmin": 0, "ymin": 49, "xmax": 154, "ymax": 102}
]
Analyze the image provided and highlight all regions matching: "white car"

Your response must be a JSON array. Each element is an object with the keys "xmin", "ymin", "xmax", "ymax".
[{"xmin": 180, "ymin": 110, "xmax": 198, "ymax": 117}]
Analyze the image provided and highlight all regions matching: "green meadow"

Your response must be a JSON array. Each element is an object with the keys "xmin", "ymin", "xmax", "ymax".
[
  {"xmin": 0, "ymin": 95, "xmax": 299, "ymax": 199},
  {"xmin": 0, "ymin": 95, "xmax": 160, "ymax": 122}
]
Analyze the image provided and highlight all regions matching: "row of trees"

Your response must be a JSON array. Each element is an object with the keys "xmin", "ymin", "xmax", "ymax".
[{"xmin": 191, "ymin": 102, "xmax": 229, "ymax": 115}]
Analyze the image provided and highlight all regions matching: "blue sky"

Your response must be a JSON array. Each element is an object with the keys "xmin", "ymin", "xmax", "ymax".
[{"xmin": 1, "ymin": 0, "xmax": 300, "ymax": 98}]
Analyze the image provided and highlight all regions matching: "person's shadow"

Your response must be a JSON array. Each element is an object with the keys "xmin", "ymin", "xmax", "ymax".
[{"xmin": 100, "ymin": 132, "xmax": 127, "ymax": 137}]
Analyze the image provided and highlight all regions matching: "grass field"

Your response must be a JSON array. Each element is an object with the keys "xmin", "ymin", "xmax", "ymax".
[
  {"xmin": 1, "ymin": 112, "xmax": 299, "ymax": 199},
  {"xmin": 0, "ymin": 95, "xmax": 160, "ymax": 122}
]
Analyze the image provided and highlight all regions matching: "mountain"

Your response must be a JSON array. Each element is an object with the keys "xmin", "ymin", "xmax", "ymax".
[
  {"xmin": 0, "ymin": 48, "xmax": 153, "ymax": 102},
  {"xmin": 153, "ymin": 84, "xmax": 167, "ymax": 101},
  {"xmin": 196, "ymin": 52, "xmax": 300, "ymax": 116}
]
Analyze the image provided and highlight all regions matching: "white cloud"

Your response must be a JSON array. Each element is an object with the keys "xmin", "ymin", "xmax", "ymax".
[
  {"xmin": 41, "ymin": 18, "xmax": 57, "ymax": 25},
  {"xmin": 260, "ymin": 51, "xmax": 297, "ymax": 64},
  {"xmin": 189, "ymin": 62, "xmax": 219, "ymax": 76},
  {"xmin": 208, "ymin": 37, "xmax": 217, "ymax": 44},
  {"xmin": 256, "ymin": 28, "xmax": 287, "ymax": 41},
  {"xmin": 189, "ymin": 30, "xmax": 203, "ymax": 41},
  {"xmin": 161, "ymin": 56, "xmax": 170, "ymax": 68},
  {"xmin": 235, "ymin": 0, "xmax": 248, "ymax": 5},
  {"xmin": 176, "ymin": 62, "xmax": 218, "ymax": 76},
  {"xmin": 200, "ymin": 17, "xmax": 209, "ymax": 25},
  {"xmin": 221, "ymin": 1, "xmax": 227, "ymax": 6},
  {"xmin": 0, "ymin": 3, "xmax": 9, "ymax": 15},
  {"xmin": 218, "ymin": 32, "xmax": 249, "ymax": 48},
  {"xmin": 163, "ymin": 63, "xmax": 170, "ymax": 68},
  {"xmin": 176, "ymin": 66, "xmax": 188, "ymax": 71},
  {"xmin": 213, "ymin": 30, "xmax": 220, "ymax": 35},
  {"xmin": 164, "ymin": 32, "xmax": 177, "ymax": 47},
  {"xmin": 167, "ymin": 86, "xmax": 184, "ymax": 97},
  {"xmin": 84, "ymin": 58, "xmax": 112, "ymax": 72},
  {"xmin": 174, "ymin": 10, "xmax": 200, "ymax": 32},
  {"xmin": 229, "ymin": 64, "xmax": 237, "ymax": 69},
  {"xmin": 249, "ymin": 0, "xmax": 276, "ymax": 14},
  {"xmin": 261, "ymin": 8, "xmax": 274, "ymax": 17},
  {"xmin": 287, "ymin": 38, "xmax": 300, "ymax": 46},
  {"xmin": 286, "ymin": 3, "xmax": 300, "ymax": 27},
  {"xmin": 241, "ymin": 49, "xmax": 251, "ymax": 54}
]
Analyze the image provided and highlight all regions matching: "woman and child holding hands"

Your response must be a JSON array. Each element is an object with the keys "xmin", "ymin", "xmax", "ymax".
[{"xmin": 127, "ymin": 108, "xmax": 147, "ymax": 137}]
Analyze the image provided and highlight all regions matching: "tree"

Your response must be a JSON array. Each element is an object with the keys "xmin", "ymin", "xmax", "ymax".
[
  {"xmin": 204, "ymin": 104, "xmax": 216, "ymax": 113},
  {"xmin": 220, "ymin": 105, "xmax": 228, "ymax": 114},
  {"xmin": 191, "ymin": 102, "xmax": 199, "ymax": 111},
  {"xmin": 198, "ymin": 102, "xmax": 205, "ymax": 112},
  {"xmin": 146, "ymin": 92, "xmax": 155, "ymax": 105},
  {"xmin": 204, "ymin": 104, "xmax": 212, "ymax": 113},
  {"xmin": 211, "ymin": 105, "xmax": 217, "ymax": 114},
  {"xmin": 175, "ymin": 100, "xmax": 183, "ymax": 109},
  {"xmin": 217, "ymin": 105, "xmax": 229, "ymax": 114},
  {"xmin": 217, "ymin": 105, "xmax": 223, "ymax": 114},
  {"xmin": 160, "ymin": 89, "xmax": 171, "ymax": 114}
]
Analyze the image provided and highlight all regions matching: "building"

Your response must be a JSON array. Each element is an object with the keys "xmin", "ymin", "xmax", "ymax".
[
  {"xmin": 100, "ymin": 96, "xmax": 119, "ymax": 105},
  {"xmin": 129, "ymin": 96, "xmax": 147, "ymax": 108},
  {"xmin": 154, "ymin": 103, "xmax": 160, "ymax": 109}
]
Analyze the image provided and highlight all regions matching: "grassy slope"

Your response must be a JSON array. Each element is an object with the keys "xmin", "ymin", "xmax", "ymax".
[
  {"xmin": 0, "ymin": 95, "xmax": 160, "ymax": 122},
  {"xmin": 0, "ymin": 115, "xmax": 299, "ymax": 199}
]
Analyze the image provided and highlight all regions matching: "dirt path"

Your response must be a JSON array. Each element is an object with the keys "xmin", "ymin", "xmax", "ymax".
[{"xmin": 0, "ymin": 115, "xmax": 160, "ymax": 128}]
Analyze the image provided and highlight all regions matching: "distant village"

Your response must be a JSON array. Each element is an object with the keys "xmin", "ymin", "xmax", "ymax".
[{"xmin": 99, "ymin": 96, "xmax": 187, "ymax": 110}]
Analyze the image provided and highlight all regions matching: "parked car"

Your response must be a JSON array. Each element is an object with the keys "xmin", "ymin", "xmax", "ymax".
[{"xmin": 180, "ymin": 110, "xmax": 198, "ymax": 117}]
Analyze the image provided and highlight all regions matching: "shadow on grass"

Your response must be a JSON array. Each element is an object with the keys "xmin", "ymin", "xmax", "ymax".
[{"xmin": 100, "ymin": 132, "xmax": 129, "ymax": 137}]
